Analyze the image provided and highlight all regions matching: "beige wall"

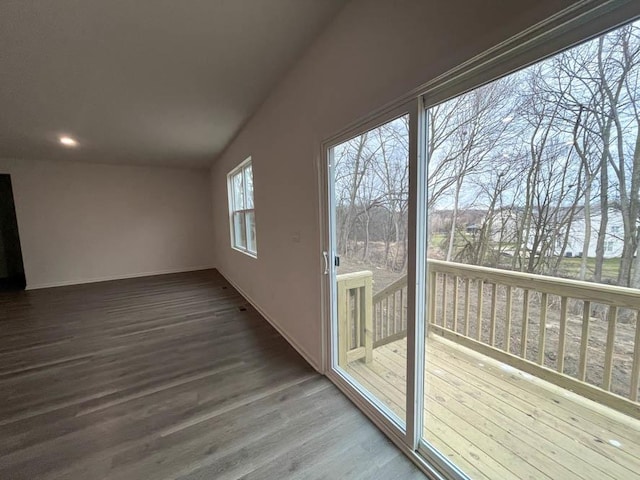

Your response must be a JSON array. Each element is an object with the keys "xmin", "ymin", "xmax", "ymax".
[
  {"xmin": 0, "ymin": 158, "xmax": 215, "ymax": 289},
  {"xmin": 210, "ymin": 0, "xmax": 577, "ymax": 370}
]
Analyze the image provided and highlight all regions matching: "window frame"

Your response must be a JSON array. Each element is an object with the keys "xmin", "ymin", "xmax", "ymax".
[{"xmin": 227, "ymin": 157, "xmax": 257, "ymax": 257}]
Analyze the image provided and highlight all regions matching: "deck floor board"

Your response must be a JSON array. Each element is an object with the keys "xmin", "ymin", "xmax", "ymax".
[{"xmin": 345, "ymin": 335, "xmax": 640, "ymax": 480}]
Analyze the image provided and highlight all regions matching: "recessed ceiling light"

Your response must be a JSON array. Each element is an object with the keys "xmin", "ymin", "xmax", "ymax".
[{"xmin": 59, "ymin": 136, "xmax": 78, "ymax": 147}]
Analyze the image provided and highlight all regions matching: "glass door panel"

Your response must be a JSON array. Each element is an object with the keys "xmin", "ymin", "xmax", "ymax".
[
  {"xmin": 330, "ymin": 114, "xmax": 410, "ymax": 427},
  {"xmin": 420, "ymin": 18, "xmax": 640, "ymax": 480}
]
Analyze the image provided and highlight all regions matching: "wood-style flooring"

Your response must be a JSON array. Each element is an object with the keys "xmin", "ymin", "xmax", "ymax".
[{"xmin": 0, "ymin": 270, "xmax": 425, "ymax": 480}]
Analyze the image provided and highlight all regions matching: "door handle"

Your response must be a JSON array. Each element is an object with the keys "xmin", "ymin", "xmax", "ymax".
[{"xmin": 322, "ymin": 251, "xmax": 329, "ymax": 275}]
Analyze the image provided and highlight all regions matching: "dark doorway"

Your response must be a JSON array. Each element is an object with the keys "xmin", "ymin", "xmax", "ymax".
[{"xmin": 0, "ymin": 175, "xmax": 26, "ymax": 290}]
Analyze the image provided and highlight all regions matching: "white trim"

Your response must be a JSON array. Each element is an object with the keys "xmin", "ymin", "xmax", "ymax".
[
  {"xmin": 419, "ymin": 0, "xmax": 640, "ymax": 108},
  {"xmin": 407, "ymin": 96, "xmax": 427, "ymax": 451},
  {"xmin": 316, "ymin": 147, "xmax": 329, "ymax": 374},
  {"xmin": 230, "ymin": 245, "xmax": 258, "ymax": 259},
  {"xmin": 228, "ymin": 155, "xmax": 252, "ymax": 174},
  {"xmin": 218, "ymin": 268, "xmax": 323, "ymax": 373},
  {"xmin": 25, "ymin": 264, "xmax": 216, "ymax": 290},
  {"xmin": 321, "ymin": 101, "xmax": 416, "ymax": 446},
  {"xmin": 227, "ymin": 156, "xmax": 257, "ymax": 257},
  {"xmin": 318, "ymin": 144, "xmax": 333, "ymax": 374}
]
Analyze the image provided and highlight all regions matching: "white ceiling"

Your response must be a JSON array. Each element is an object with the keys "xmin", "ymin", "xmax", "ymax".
[{"xmin": 0, "ymin": 0, "xmax": 346, "ymax": 167}]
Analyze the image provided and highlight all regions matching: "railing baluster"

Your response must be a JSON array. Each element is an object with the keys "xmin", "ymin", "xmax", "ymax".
[
  {"xmin": 363, "ymin": 275, "xmax": 373, "ymax": 363},
  {"xmin": 630, "ymin": 311, "xmax": 640, "ymax": 402},
  {"xmin": 337, "ymin": 278, "xmax": 348, "ymax": 367},
  {"xmin": 452, "ymin": 276, "xmax": 459, "ymax": 333},
  {"xmin": 578, "ymin": 301, "xmax": 591, "ymax": 381},
  {"xmin": 521, "ymin": 290, "xmax": 530, "ymax": 358},
  {"xmin": 384, "ymin": 297, "xmax": 389, "ymax": 339},
  {"xmin": 476, "ymin": 280, "xmax": 484, "ymax": 341},
  {"xmin": 377, "ymin": 301, "xmax": 382, "ymax": 343},
  {"xmin": 396, "ymin": 290, "xmax": 400, "ymax": 333},
  {"xmin": 380, "ymin": 297, "xmax": 384, "ymax": 340},
  {"xmin": 557, "ymin": 297, "xmax": 568, "ymax": 373},
  {"xmin": 505, "ymin": 286, "xmax": 512, "ymax": 353},
  {"xmin": 391, "ymin": 290, "xmax": 397, "ymax": 336},
  {"xmin": 404, "ymin": 285, "xmax": 408, "ymax": 330},
  {"xmin": 464, "ymin": 278, "xmax": 471, "ymax": 337},
  {"xmin": 379, "ymin": 301, "xmax": 384, "ymax": 343},
  {"xmin": 538, "ymin": 293, "xmax": 548, "ymax": 366},
  {"xmin": 490, "ymin": 283, "xmax": 497, "ymax": 346},
  {"xmin": 352, "ymin": 288, "xmax": 364, "ymax": 348},
  {"xmin": 347, "ymin": 290, "xmax": 354, "ymax": 350},
  {"xmin": 399, "ymin": 288, "xmax": 404, "ymax": 333},
  {"xmin": 373, "ymin": 302, "xmax": 378, "ymax": 343},
  {"xmin": 603, "ymin": 305, "xmax": 618, "ymax": 392},
  {"xmin": 442, "ymin": 274, "xmax": 448, "ymax": 328},
  {"xmin": 429, "ymin": 271, "xmax": 437, "ymax": 329},
  {"xmin": 395, "ymin": 290, "xmax": 400, "ymax": 334}
]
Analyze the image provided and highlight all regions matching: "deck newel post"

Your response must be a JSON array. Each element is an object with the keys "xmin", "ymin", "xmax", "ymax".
[
  {"xmin": 364, "ymin": 272, "xmax": 373, "ymax": 364},
  {"xmin": 630, "ymin": 311, "xmax": 640, "ymax": 401},
  {"xmin": 337, "ymin": 276, "xmax": 348, "ymax": 369}
]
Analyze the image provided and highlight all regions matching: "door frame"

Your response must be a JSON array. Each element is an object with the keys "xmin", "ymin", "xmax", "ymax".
[
  {"xmin": 317, "ymin": 4, "xmax": 640, "ymax": 478},
  {"xmin": 0, "ymin": 174, "xmax": 26, "ymax": 291},
  {"xmin": 318, "ymin": 98, "xmax": 446, "ymax": 479}
]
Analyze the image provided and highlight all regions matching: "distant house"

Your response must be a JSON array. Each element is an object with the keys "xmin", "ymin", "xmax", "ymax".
[
  {"xmin": 564, "ymin": 207, "xmax": 625, "ymax": 259},
  {"xmin": 523, "ymin": 205, "xmax": 625, "ymax": 259},
  {"xmin": 465, "ymin": 224, "xmax": 482, "ymax": 235},
  {"xmin": 433, "ymin": 205, "xmax": 626, "ymax": 260}
]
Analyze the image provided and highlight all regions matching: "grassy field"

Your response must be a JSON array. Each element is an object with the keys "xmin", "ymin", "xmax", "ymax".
[{"xmin": 556, "ymin": 257, "xmax": 620, "ymax": 283}]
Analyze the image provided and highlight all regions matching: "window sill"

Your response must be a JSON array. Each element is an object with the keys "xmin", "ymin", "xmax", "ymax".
[{"xmin": 231, "ymin": 246, "xmax": 257, "ymax": 259}]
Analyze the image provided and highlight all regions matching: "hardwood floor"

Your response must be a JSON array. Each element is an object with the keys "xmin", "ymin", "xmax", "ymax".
[{"xmin": 0, "ymin": 270, "xmax": 424, "ymax": 480}]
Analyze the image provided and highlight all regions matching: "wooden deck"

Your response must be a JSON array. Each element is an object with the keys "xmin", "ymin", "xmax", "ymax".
[{"xmin": 345, "ymin": 335, "xmax": 640, "ymax": 480}]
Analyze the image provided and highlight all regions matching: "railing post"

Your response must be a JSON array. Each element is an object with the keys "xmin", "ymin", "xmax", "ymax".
[
  {"xmin": 336, "ymin": 276, "xmax": 349, "ymax": 369},
  {"xmin": 336, "ymin": 271, "xmax": 373, "ymax": 367}
]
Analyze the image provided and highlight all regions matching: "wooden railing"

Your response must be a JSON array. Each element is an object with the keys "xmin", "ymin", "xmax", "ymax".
[
  {"xmin": 428, "ymin": 260, "xmax": 640, "ymax": 418},
  {"xmin": 336, "ymin": 271, "xmax": 373, "ymax": 368},
  {"xmin": 372, "ymin": 275, "xmax": 408, "ymax": 347},
  {"xmin": 340, "ymin": 261, "xmax": 640, "ymax": 417}
]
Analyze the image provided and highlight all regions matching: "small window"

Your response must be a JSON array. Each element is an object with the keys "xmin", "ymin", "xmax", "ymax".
[{"xmin": 227, "ymin": 158, "xmax": 256, "ymax": 256}]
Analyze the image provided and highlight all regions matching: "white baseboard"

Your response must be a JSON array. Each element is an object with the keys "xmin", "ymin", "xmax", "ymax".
[
  {"xmin": 218, "ymin": 269, "xmax": 323, "ymax": 373},
  {"xmin": 25, "ymin": 265, "xmax": 216, "ymax": 290}
]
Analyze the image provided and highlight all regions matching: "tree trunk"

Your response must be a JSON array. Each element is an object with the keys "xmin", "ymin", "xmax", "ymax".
[
  {"xmin": 580, "ymin": 189, "xmax": 591, "ymax": 281},
  {"xmin": 446, "ymin": 178, "xmax": 462, "ymax": 262},
  {"xmin": 595, "ymin": 155, "xmax": 608, "ymax": 283},
  {"xmin": 362, "ymin": 213, "xmax": 370, "ymax": 262}
]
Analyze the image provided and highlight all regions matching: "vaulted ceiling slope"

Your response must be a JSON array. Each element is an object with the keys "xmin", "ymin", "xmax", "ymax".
[{"xmin": 0, "ymin": 0, "xmax": 346, "ymax": 167}]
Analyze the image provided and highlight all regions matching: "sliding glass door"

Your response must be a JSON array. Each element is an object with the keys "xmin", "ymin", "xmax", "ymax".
[
  {"xmin": 324, "ymin": 7, "xmax": 640, "ymax": 480},
  {"xmin": 326, "ymin": 106, "xmax": 414, "ymax": 431},
  {"xmin": 419, "ymin": 14, "xmax": 640, "ymax": 480}
]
